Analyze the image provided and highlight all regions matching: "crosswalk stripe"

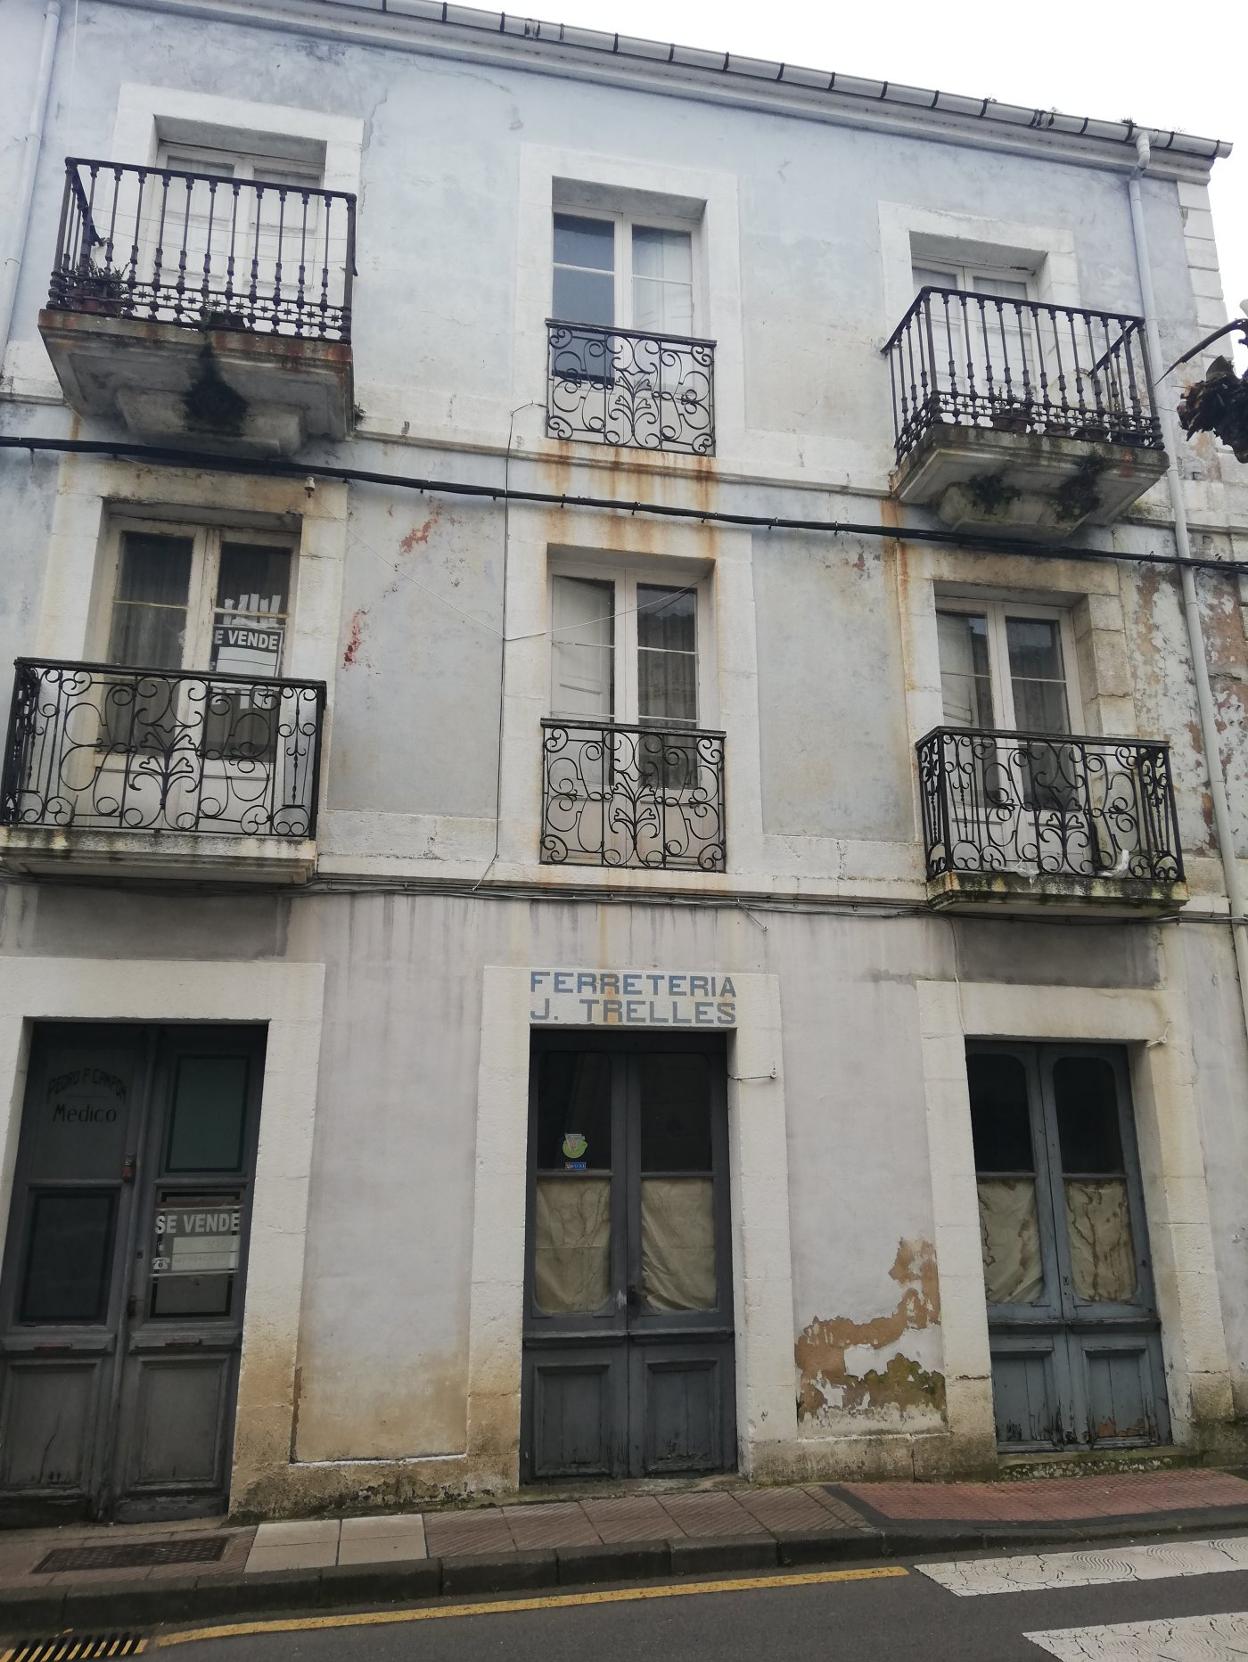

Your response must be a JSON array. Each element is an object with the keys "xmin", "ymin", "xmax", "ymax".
[
  {"xmin": 917, "ymin": 1536, "xmax": 1248, "ymax": 1597},
  {"xmin": 1024, "ymin": 1610, "xmax": 1248, "ymax": 1657}
]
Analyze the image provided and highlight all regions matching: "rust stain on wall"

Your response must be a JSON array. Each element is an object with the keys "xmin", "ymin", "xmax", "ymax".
[
  {"xmin": 796, "ymin": 1238, "xmax": 944, "ymax": 1420},
  {"xmin": 343, "ymin": 607, "xmax": 368, "ymax": 667},
  {"xmin": 399, "ymin": 505, "xmax": 443, "ymax": 553}
]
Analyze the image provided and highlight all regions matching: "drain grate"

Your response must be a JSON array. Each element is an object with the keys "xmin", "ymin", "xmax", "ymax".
[
  {"xmin": 34, "ymin": 1538, "xmax": 228, "ymax": 1574},
  {"xmin": 3, "ymin": 1637, "xmax": 146, "ymax": 1662}
]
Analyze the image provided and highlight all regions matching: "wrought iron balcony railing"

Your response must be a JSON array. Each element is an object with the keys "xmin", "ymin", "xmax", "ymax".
[
  {"xmin": 546, "ymin": 320, "xmax": 715, "ymax": 454},
  {"xmin": 541, "ymin": 719, "xmax": 726, "ymax": 871},
  {"xmin": 0, "ymin": 660, "xmax": 325, "ymax": 839},
  {"xmin": 883, "ymin": 288, "xmax": 1162, "ymax": 463},
  {"xmin": 48, "ymin": 158, "xmax": 356, "ymax": 341},
  {"xmin": 917, "ymin": 727, "xmax": 1183, "ymax": 886}
]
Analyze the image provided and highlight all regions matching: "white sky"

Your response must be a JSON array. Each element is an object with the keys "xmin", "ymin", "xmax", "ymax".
[{"xmin": 538, "ymin": 0, "xmax": 1246, "ymax": 340}]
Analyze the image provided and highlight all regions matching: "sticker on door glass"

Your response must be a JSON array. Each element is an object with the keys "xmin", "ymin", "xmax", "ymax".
[
  {"xmin": 152, "ymin": 1201, "xmax": 241, "ymax": 1276},
  {"xmin": 561, "ymin": 1131, "xmax": 588, "ymax": 1169}
]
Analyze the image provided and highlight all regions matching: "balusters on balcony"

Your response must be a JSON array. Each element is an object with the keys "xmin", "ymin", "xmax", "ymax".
[
  {"xmin": 883, "ymin": 289, "xmax": 1162, "ymax": 463},
  {"xmin": 48, "ymin": 158, "xmax": 355, "ymax": 342}
]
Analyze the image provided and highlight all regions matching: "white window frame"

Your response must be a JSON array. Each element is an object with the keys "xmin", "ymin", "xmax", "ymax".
[
  {"xmin": 551, "ymin": 210, "xmax": 702, "ymax": 338},
  {"xmin": 91, "ymin": 516, "xmax": 298, "ymax": 676},
  {"xmin": 548, "ymin": 558, "xmax": 713, "ymax": 730},
  {"xmin": 156, "ymin": 141, "xmax": 322, "ymax": 189},
  {"xmin": 913, "ymin": 258, "xmax": 1037, "ymax": 299},
  {"xmin": 936, "ymin": 596, "xmax": 1084, "ymax": 735}
]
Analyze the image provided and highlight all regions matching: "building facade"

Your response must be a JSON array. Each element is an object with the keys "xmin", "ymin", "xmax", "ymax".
[{"xmin": 0, "ymin": 0, "xmax": 1246, "ymax": 1523}]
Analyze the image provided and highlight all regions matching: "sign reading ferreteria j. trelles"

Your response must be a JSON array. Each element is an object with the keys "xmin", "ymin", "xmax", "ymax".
[{"xmin": 529, "ymin": 969, "xmax": 737, "ymax": 1027}]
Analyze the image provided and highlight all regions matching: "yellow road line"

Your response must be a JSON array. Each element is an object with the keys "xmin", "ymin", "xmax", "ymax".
[{"xmin": 155, "ymin": 1564, "xmax": 909, "ymax": 1647}]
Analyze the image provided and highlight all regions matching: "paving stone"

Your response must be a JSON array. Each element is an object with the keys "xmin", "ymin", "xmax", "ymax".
[
  {"xmin": 339, "ymin": 1513, "xmax": 426, "ymax": 1541},
  {"xmin": 737, "ymin": 1487, "xmax": 848, "ymax": 1534},
  {"xmin": 252, "ymin": 1518, "xmax": 342, "ymax": 1546},
  {"xmin": 581, "ymin": 1495, "xmax": 686, "ymax": 1543},
  {"xmin": 245, "ymin": 1541, "xmax": 339, "ymax": 1573},
  {"xmin": 424, "ymin": 1509, "xmax": 514, "ymax": 1558},
  {"xmin": 337, "ymin": 1533, "xmax": 429, "ymax": 1565},
  {"xmin": 803, "ymin": 1486, "xmax": 873, "ymax": 1530},
  {"xmin": 502, "ymin": 1501, "xmax": 599, "ymax": 1550},
  {"xmin": 659, "ymin": 1492, "xmax": 767, "ymax": 1539}
]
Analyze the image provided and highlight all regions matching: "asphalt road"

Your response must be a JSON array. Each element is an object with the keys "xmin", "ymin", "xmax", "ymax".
[{"xmin": 156, "ymin": 1554, "xmax": 1248, "ymax": 1662}]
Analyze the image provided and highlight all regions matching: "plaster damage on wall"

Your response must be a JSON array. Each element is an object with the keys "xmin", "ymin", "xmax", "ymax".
[{"xmin": 796, "ymin": 1238, "xmax": 945, "ymax": 1425}]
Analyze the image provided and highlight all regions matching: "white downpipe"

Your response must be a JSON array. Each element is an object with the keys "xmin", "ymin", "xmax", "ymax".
[
  {"xmin": 1128, "ymin": 132, "xmax": 1248, "ymax": 1036},
  {"xmin": 0, "ymin": 0, "xmax": 62, "ymax": 387}
]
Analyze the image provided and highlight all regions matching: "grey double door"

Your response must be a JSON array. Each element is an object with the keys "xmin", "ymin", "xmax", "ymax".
[
  {"xmin": 969, "ymin": 1042, "xmax": 1169, "ymax": 1450},
  {"xmin": 522, "ymin": 1034, "xmax": 736, "ymax": 1482},
  {"xmin": 0, "ymin": 1022, "xmax": 264, "ymax": 1523}
]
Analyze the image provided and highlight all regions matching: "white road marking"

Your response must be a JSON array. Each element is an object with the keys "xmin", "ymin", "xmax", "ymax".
[
  {"xmin": 1024, "ymin": 1610, "xmax": 1248, "ymax": 1658},
  {"xmin": 918, "ymin": 1536, "xmax": 1248, "ymax": 1597}
]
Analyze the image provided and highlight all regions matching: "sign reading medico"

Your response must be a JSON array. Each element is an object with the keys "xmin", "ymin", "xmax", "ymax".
[{"xmin": 530, "ymin": 968, "xmax": 737, "ymax": 1027}]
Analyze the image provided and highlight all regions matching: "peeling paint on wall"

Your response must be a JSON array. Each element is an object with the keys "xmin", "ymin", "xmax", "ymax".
[
  {"xmin": 796, "ymin": 1237, "xmax": 944, "ymax": 1421},
  {"xmin": 399, "ymin": 505, "xmax": 443, "ymax": 553},
  {"xmin": 343, "ymin": 607, "xmax": 368, "ymax": 668}
]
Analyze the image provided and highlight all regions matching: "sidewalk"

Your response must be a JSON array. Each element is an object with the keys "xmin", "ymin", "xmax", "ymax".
[{"xmin": 5, "ymin": 1468, "xmax": 1248, "ymax": 1635}]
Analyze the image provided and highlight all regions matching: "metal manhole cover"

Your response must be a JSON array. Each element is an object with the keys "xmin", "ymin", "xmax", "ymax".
[
  {"xmin": 34, "ymin": 1537, "xmax": 228, "ymax": 1574},
  {"xmin": 3, "ymin": 1638, "xmax": 146, "ymax": 1662}
]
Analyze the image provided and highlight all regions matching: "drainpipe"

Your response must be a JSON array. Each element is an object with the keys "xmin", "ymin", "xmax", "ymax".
[
  {"xmin": 0, "ymin": 0, "xmax": 62, "ymax": 388},
  {"xmin": 1128, "ymin": 131, "xmax": 1248, "ymax": 1038}
]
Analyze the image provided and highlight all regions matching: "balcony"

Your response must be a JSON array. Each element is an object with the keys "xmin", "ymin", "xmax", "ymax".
[
  {"xmin": 39, "ymin": 159, "xmax": 355, "ymax": 454},
  {"xmin": 883, "ymin": 290, "xmax": 1167, "ymax": 536},
  {"xmin": 545, "ymin": 321, "xmax": 715, "ymax": 455},
  {"xmin": 540, "ymin": 719, "xmax": 726, "ymax": 871},
  {"xmin": 0, "ymin": 660, "xmax": 325, "ymax": 882},
  {"xmin": 917, "ymin": 726, "xmax": 1186, "ymax": 913}
]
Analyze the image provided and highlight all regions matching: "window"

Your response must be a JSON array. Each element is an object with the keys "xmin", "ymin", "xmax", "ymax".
[
  {"xmin": 937, "ymin": 602, "xmax": 1076, "ymax": 735},
  {"xmin": 101, "ymin": 520, "xmax": 294, "ymax": 755},
  {"xmin": 553, "ymin": 212, "xmax": 695, "ymax": 338},
  {"xmin": 913, "ymin": 260, "xmax": 1038, "ymax": 409},
  {"xmin": 937, "ymin": 600, "xmax": 1081, "ymax": 816},
  {"xmin": 550, "ymin": 570, "xmax": 700, "ymax": 732}
]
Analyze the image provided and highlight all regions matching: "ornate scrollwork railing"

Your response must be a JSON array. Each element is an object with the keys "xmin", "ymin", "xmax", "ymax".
[
  {"xmin": 545, "ymin": 320, "xmax": 716, "ymax": 454},
  {"xmin": 540, "ymin": 719, "xmax": 726, "ymax": 871},
  {"xmin": 917, "ymin": 726, "xmax": 1183, "ymax": 884},
  {"xmin": 0, "ymin": 659, "xmax": 326, "ymax": 838}
]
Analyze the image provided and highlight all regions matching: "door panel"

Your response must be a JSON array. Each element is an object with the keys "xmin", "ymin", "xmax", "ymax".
[
  {"xmin": 525, "ymin": 1348, "xmax": 626, "ymax": 1480},
  {"xmin": 970, "ymin": 1042, "xmax": 1168, "ymax": 1452},
  {"xmin": 522, "ymin": 1034, "xmax": 734, "ymax": 1482},
  {"xmin": 0, "ymin": 1023, "xmax": 265, "ymax": 1523}
]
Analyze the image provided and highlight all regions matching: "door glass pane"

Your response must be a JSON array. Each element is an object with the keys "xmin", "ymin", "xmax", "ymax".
[
  {"xmin": 937, "ymin": 612, "xmax": 992, "ymax": 729},
  {"xmin": 551, "ymin": 577, "xmax": 614, "ymax": 721},
  {"xmin": 969, "ymin": 1053, "xmax": 1044, "ymax": 1307},
  {"xmin": 968, "ymin": 1053, "xmax": 1034, "ymax": 1170},
  {"xmin": 29, "ymin": 1056, "xmax": 131, "ymax": 1181},
  {"xmin": 637, "ymin": 586, "xmax": 698, "ymax": 794},
  {"xmin": 640, "ymin": 1054, "xmax": 711, "ymax": 1169},
  {"xmin": 977, "ymin": 1179, "xmax": 1044, "ymax": 1305},
  {"xmin": 536, "ymin": 1051, "xmax": 611, "ymax": 1170},
  {"xmin": 19, "ymin": 1191, "xmax": 116, "ymax": 1322},
  {"xmin": 553, "ymin": 214, "xmax": 614, "ymax": 327},
  {"xmin": 641, "ymin": 1176, "xmax": 715, "ymax": 1311},
  {"xmin": 1054, "ymin": 1056, "xmax": 1136, "ymax": 1303},
  {"xmin": 166, "ymin": 1056, "xmax": 248, "ymax": 1172},
  {"xmin": 107, "ymin": 532, "xmax": 193, "ymax": 669},
  {"xmin": 533, "ymin": 1176, "xmax": 610, "ymax": 1313},
  {"xmin": 149, "ymin": 1188, "xmax": 240, "ymax": 1318},
  {"xmin": 206, "ymin": 543, "xmax": 291, "ymax": 758},
  {"xmin": 1006, "ymin": 617, "xmax": 1070, "ymax": 734},
  {"xmin": 632, "ymin": 227, "xmax": 693, "ymax": 336}
]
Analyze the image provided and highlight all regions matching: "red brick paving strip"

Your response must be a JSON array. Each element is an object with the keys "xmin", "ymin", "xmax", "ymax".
[
  {"xmin": 844, "ymin": 1470, "xmax": 1248, "ymax": 1522},
  {"xmin": 802, "ymin": 1486, "xmax": 874, "ymax": 1531},
  {"xmin": 424, "ymin": 1509, "xmax": 515, "ymax": 1557}
]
